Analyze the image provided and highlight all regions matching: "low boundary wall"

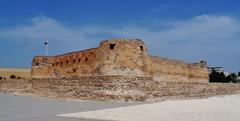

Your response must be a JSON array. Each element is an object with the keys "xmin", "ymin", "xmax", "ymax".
[{"xmin": 1, "ymin": 76, "xmax": 240, "ymax": 102}]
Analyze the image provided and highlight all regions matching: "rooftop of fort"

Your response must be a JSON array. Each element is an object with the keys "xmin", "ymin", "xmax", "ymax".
[
  {"xmin": 99, "ymin": 38, "xmax": 144, "ymax": 45},
  {"xmin": 33, "ymin": 38, "xmax": 207, "ymax": 67},
  {"xmin": 34, "ymin": 38, "xmax": 144, "ymax": 58}
]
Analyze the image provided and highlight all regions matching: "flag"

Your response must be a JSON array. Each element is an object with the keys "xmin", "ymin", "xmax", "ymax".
[{"xmin": 44, "ymin": 40, "xmax": 48, "ymax": 46}]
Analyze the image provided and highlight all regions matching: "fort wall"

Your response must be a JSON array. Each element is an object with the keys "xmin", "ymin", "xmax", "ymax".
[
  {"xmin": 30, "ymin": 78, "xmax": 240, "ymax": 101},
  {"xmin": 1, "ymin": 77, "xmax": 239, "ymax": 102},
  {"xmin": 31, "ymin": 39, "xmax": 209, "ymax": 83},
  {"xmin": 0, "ymin": 79, "xmax": 31, "ymax": 92},
  {"xmin": 32, "ymin": 48, "xmax": 98, "ymax": 78}
]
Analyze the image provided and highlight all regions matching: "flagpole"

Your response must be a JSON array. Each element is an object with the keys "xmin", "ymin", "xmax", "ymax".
[{"xmin": 44, "ymin": 40, "xmax": 48, "ymax": 56}]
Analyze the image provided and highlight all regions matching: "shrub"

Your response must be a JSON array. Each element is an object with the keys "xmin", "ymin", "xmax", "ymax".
[
  {"xmin": 10, "ymin": 74, "xmax": 16, "ymax": 79},
  {"xmin": 226, "ymin": 73, "xmax": 238, "ymax": 83},
  {"xmin": 0, "ymin": 76, "xmax": 2, "ymax": 80},
  {"xmin": 210, "ymin": 71, "xmax": 239, "ymax": 83},
  {"xmin": 209, "ymin": 71, "xmax": 227, "ymax": 83}
]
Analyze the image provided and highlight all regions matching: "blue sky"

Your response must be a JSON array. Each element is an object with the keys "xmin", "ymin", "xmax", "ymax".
[{"xmin": 0, "ymin": 0, "xmax": 239, "ymax": 72}]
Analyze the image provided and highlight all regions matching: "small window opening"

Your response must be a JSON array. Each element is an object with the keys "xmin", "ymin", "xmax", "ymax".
[
  {"xmin": 66, "ymin": 61, "xmax": 69, "ymax": 65},
  {"xmin": 85, "ymin": 58, "xmax": 88, "ymax": 62},
  {"xmin": 140, "ymin": 46, "xmax": 144, "ymax": 51},
  {"xmin": 36, "ymin": 62, "xmax": 39, "ymax": 66},
  {"xmin": 56, "ymin": 62, "xmax": 58, "ymax": 66},
  {"xmin": 60, "ymin": 62, "xmax": 63, "ymax": 66},
  {"xmin": 78, "ymin": 58, "xmax": 81, "ymax": 63},
  {"xmin": 73, "ymin": 68, "xmax": 77, "ymax": 73},
  {"xmin": 109, "ymin": 44, "xmax": 116, "ymax": 49},
  {"xmin": 73, "ymin": 59, "xmax": 76, "ymax": 64},
  {"xmin": 52, "ymin": 63, "xmax": 54, "ymax": 66}
]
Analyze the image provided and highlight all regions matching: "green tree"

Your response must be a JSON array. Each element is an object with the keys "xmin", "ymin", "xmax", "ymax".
[
  {"xmin": 10, "ymin": 74, "xmax": 16, "ymax": 79},
  {"xmin": 231, "ymin": 73, "xmax": 237, "ymax": 79},
  {"xmin": 226, "ymin": 73, "xmax": 238, "ymax": 83},
  {"xmin": 226, "ymin": 75, "xmax": 231, "ymax": 82},
  {"xmin": 209, "ymin": 70, "xmax": 226, "ymax": 83},
  {"xmin": 238, "ymin": 71, "xmax": 240, "ymax": 77}
]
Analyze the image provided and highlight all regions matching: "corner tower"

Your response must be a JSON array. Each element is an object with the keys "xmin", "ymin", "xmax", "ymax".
[{"xmin": 95, "ymin": 39, "xmax": 151, "ymax": 77}]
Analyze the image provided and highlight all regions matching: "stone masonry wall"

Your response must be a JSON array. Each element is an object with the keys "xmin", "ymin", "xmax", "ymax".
[
  {"xmin": 94, "ymin": 39, "xmax": 149, "ymax": 77},
  {"xmin": 0, "ymin": 79, "xmax": 31, "ymax": 92},
  {"xmin": 0, "ymin": 77, "xmax": 240, "ymax": 102},
  {"xmin": 31, "ymin": 39, "xmax": 209, "ymax": 83},
  {"xmin": 32, "ymin": 48, "xmax": 98, "ymax": 78},
  {"xmin": 149, "ymin": 56, "xmax": 208, "ymax": 83},
  {"xmin": 30, "ymin": 77, "xmax": 240, "ymax": 102}
]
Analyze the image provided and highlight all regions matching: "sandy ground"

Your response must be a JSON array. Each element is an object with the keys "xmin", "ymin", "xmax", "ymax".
[
  {"xmin": 1, "ymin": 92, "xmax": 240, "ymax": 121},
  {"xmin": 59, "ymin": 94, "xmax": 240, "ymax": 121}
]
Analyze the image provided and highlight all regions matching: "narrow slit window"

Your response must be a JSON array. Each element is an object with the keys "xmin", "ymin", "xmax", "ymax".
[
  {"xmin": 36, "ymin": 62, "xmax": 39, "ymax": 66},
  {"xmin": 66, "ymin": 61, "xmax": 69, "ymax": 65},
  {"xmin": 73, "ymin": 59, "xmax": 76, "ymax": 64},
  {"xmin": 78, "ymin": 58, "xmax": 81, "ymax": 63},
  {"xmin": 109, "ymin": 44, "xmax": 116, "ymax": 49},
  {"xmin": 85, "ymin": 58, "xmax": 88, "ymax": 62},
  {"xmin": 73, "ymin": 68, "xmax": 77, "ymax": 73},
  {"xmin": 140, "ymin": 46, "xmax": 143, "ymax": 51}
]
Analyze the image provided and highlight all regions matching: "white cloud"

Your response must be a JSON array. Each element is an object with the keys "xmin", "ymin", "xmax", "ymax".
[
  {"xmin": 0, "ymin": 16, "xmax": 86, "ymax": 43},
  {"xmin": 150, "ymin": 4, "xmax": 172, "ymax": 13},
  {"xmin": 111, "ymin": 15, "xmax": 240, "ymax": 72},
  {"xmin": 0, "ymin": 15, "xmax": 239, "ymax": 72}
]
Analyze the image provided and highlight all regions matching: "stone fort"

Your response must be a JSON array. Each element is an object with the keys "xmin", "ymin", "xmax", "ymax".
[
  {"xmin": 1, "ymin": 39, "xmax": 240, "ymax": 102},
  {"xmin": 31, "ymin": 39, "xmax": 208, "ymax": 83}
]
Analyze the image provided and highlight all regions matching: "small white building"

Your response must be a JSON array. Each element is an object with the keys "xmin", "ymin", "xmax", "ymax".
[
  {"xmin": 208, "ymin": 67, "xmax": 231, "ymax": 76},
  {"xmin": 237, "ymin": 77, "xmax": 240, "ymax": 80}
]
